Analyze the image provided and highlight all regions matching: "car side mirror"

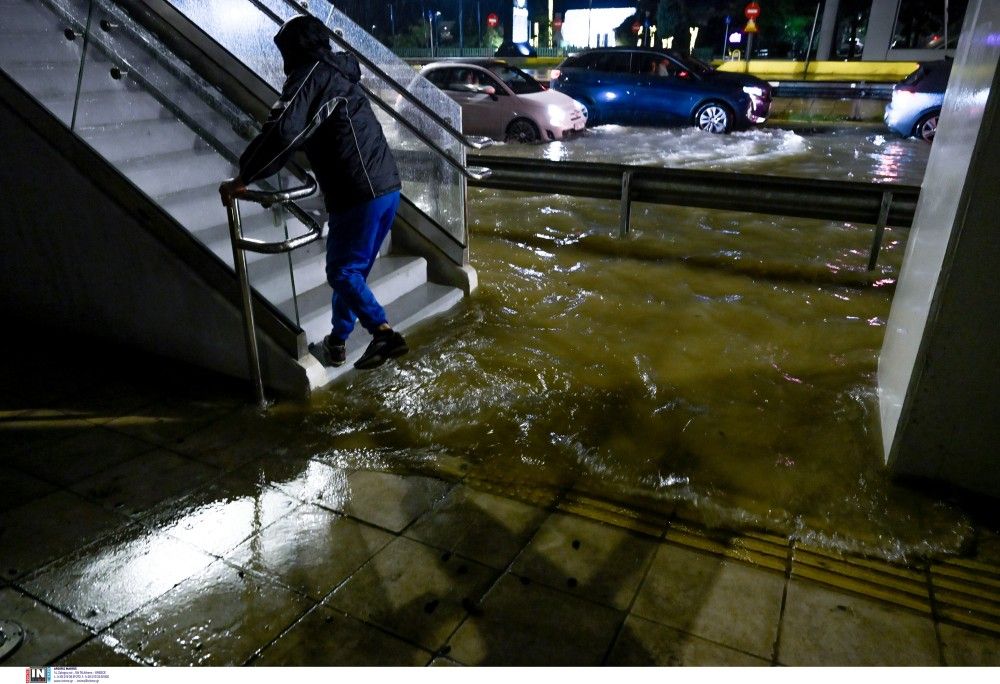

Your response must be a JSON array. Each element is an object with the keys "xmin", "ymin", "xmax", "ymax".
[{"xmin": 481, "ymin": 84, "xmax": 498, "ymax": 100}]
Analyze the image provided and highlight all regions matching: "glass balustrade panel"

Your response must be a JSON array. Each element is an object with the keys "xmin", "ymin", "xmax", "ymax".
[
  {"xmin": 0, "ymin": 0, "xmax": 92, "ymax": 125},
  {"xmin": 162, "ymin": 0, "xmax": 467, "ymax": 245}
]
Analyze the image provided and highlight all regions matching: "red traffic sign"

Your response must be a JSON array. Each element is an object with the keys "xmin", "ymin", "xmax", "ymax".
[
  {"xmin": 486, "ymin": 12, "xmax": 499, "ymax": 28},
  {"xmin": 744, "ymin": 2, "xmax": 760, "ymax": 19},
  {"xmin": 631, "ymin": 21, "xmax": 641, "ymax": 33},
  {"xmin": 553, "ymin": 16, "xmax": 563, "ymax": 30}
]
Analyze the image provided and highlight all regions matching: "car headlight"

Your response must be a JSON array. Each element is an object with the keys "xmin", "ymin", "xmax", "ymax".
[
  {"xmin": 742, "ymin": 86, "xmax": 765, "ymax": 97},
  {"xmin": 547, "ymin": 104, "xmax": 568, "ymax": 126}
]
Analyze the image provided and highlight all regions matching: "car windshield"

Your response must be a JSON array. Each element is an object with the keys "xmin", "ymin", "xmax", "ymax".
[
  {"xmin": 673, "ymin": 53, "xmax": 714, "ymax": 76},
  {"xmin": 486, "ymin": 64, "xmax": 546, "ymax": 94}
]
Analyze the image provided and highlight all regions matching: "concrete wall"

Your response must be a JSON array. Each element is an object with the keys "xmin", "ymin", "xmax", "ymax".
[
  {"xmin": 0, "ymin": 89, "xmax": 310, "ymax": 398},
  {"xmin": 878, "ymin": 0, "xmax": 1000, "ymax": 495}
]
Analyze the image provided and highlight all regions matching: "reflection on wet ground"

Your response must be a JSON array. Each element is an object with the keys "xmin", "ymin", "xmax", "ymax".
[{"xmin": 2, "ymin": 337, "xmax": 999, "ymax": 666}]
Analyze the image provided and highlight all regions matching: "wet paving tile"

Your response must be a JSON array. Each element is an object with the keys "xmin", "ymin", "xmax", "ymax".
[
  {"xmin": 56, "ymin": 635, "xmax": 147, "ymax": 666},
  {"xmin": 405, "ymin": 484, "xmax": 549, "ymax": 569},
  {"xmin": 260, "ymin": 459, "xmax": 353, "ymax": 511},
  {"xmin": 0, "ymin": 587, "xmax": 92, "ymax": 666},
  {"xmin": 168, "ymin": 411, "xmax": 294, "ymax": 471},
  {"xmin": 103, "ymin": 401, "xmax": 236, "ymax": 448},
  {"xmin": 21, "ymin": 524, "xmax": 216, "ymax": 631},
  {"xmin": 225, "ymin": 504, "xmax": 394, "ymax": 601},
  {"xmin": 0, "ymin": 466, "xmax": 56, "ymax": 512},
  {"xmin": 0, "ymin": 410, "xmax": 88, "ymax": 460},
  {"xmin": 70, "ymin": 449, "xmax": 219, "ymax": 517},
  {"xmin": 139, "ymin": 477, "xmax": 300, "ymax": 557},
  {"xmin": 0, "ymin": 490, "xmax": 128, "ymax": 580},
  {"xmin": 339, "ymin": 470, "xmax": 452, "ymax": 533},
  {"xmin": 510, "ymin": 512, "xmax": 658, "ymax": 610},
  {"xmin": 938, "ymin": 623, "xmax": 1000, "ymax": 665},
  {"xmin": 251, "ymin": 604, "xmax": 431, "ymax": 666},
  {"xmin": 106, "ymin": 560, "xmax": 312, "ymax": 666},
  {"xmin": 777, "ymin": 578, "xmax": 939, "ymax": 665},
  {"xmin": 324, "ymin": 536, "xmax": 496, "ymax": 651},
  {"xmin": 631, "ymin": 543, "xmax": 785, "ymax": 659},
  {"xmin": 447, "ymin": 572, "xmax": 621, "ymax": 666},
  {"xmin": 7, "ymin": 426, "xmax": 155, "ymax": 487},
  {"xmin": 606, "ymin": 614, "xmax": 769, "ymax": 666}
]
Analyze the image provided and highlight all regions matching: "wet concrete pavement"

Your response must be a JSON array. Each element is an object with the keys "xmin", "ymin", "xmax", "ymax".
[{"xmin": 1, "ymin": 335, "xmax": 999, "ymax": 666}]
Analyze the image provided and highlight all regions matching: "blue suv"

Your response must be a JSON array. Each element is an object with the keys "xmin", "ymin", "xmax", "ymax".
[{"xmin": 551, "ymin": 48, "xmax": 772, "ymax": 133}]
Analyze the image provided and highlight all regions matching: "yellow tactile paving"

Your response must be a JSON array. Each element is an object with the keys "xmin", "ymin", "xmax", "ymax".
[
  {"xmin": 931, "ymin": 559, "xmax": 1000, "ymax": 635},
  {"xmin": 665, "ymin": 524, "xmax": 788, "ymax": 574},
  {"xmin": 557, "ymin": 491, "xmax": 668, "ymax": 539},
  {"xmin": 458, "ymin": 476, "xmax": 1000, "ymax": 637}
]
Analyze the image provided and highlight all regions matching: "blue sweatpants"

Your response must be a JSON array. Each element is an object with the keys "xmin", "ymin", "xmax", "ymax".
[{"xmin": 326, "ymin": 191, "xmax": 401, "ymax": 342}]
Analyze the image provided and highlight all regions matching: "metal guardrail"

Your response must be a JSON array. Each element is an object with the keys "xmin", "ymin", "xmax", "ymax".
[
  {"xmin": 769, "ymin": 82, "xmax": 895, "ymax": 100},
  {"xmin": 468, "ymin": 155, "xmax": 919, "ymax": 271},
  {"xmin": 225, "ymin": 176, "xmax": 323, "ymax": 408}
]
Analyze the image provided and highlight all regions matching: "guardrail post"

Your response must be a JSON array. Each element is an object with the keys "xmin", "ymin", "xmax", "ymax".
[
  {"xmin": 868, "ymin": 190, "xmax": 893, "ymax": 271},
  {"xmin": 226, "ymin": 199, "xmax": 269, "ymax": 410},
  {"xmin": 620, "ymin": 171, "xmax": 634, "ymax": 238}
]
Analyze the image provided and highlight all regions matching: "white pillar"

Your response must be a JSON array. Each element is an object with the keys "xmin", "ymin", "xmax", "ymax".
[
  {"xmin": 862, "ymin": 0, "xmax": 900, "ymax": 61},
  {"xmin": 816, "ymin": 0, "xmax": 840, "ymax": 60},
  {"xmin": 878, "ymin": 0, "xmax": 1000, "ymax": 496}
]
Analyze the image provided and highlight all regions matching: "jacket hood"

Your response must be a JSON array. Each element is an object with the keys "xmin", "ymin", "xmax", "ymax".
[
  {"xmin": 273, "ymin": 16, "xmax": 361, "ymax": 81},
  {"xmin": 326, "ymin": 50, "xmax": 361, "ymax": 83}
]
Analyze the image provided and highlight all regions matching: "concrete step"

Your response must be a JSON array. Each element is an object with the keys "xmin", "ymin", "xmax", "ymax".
[
  {"xmin": 119, "ymin": 149, "xmax": 237, "ymax": 198},
  {"xmin": 50, "ymin": 89, "xmax": 171, "ymax": 127},
  {"xmin": 0, "ymin": 32, "xmax": 87, "ymax": 63},
  {"xmin": 78, "ymin": 117, "xmax": 201, "ymax": 164},
  {"xmin": 0, "ymin": 4, "xmax": 66, "ymax": 32},
  {"xmin": 278, "ymin": 253, "xmax": 427, "ymax": 330},
  {"xmin": 298, "ymin": 256, "xmax": 434, "ymax": 345},
  {"xmin": 308, "ymin": 281, "xmax": 464, "ymax": 387},
  {"xmin": 0, "ymin": 61, "xmax": 105, "ymax": 100}
]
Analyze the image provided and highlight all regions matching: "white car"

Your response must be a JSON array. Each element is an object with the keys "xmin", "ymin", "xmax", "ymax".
[{"xmin": 419, "ymin": 60, "xmax": 587, "ymax": 143}]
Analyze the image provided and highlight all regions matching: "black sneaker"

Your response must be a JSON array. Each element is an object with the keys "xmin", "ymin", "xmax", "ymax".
[
  {"xmin": 355, "ymin": 330, "xmax": 408, "ymax": 370},
  {"xmin": 322, "ymin": 335, "xmax": 346, "ymax": 367}
]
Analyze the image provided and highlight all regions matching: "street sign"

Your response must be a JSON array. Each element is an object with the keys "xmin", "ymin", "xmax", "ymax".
[
  {"xmin": 553, "ymin": 14, "xmax": 563, "ymax": 31},
  {"xmin": 744, "ymin": 18, "xmax": 758, "ymax": 33},
  {"xmin": 631, "ymin": 21, "xmax": 641, "ymax": 34},
  {"xmin": 744, "ymin": 2, "xmax": 761, "ymax": 20},
  {"xmin": 486, "ymin": 12, "xmax": 499, "ymax": 28}
]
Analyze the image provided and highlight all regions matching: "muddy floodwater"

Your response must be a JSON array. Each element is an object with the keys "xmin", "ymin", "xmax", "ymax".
[{"xmin": 295, "ymin": 125, "xmax": 969, "ymax": 561}]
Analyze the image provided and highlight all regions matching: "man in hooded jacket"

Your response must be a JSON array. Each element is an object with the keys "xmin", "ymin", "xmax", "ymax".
[{"xmin": 220, "ymin": 15, "xmax": 407, "ymax": 370}]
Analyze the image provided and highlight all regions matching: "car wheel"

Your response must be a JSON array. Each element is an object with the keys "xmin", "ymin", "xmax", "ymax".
[
  {"xmin": 914, "ymin": 111, "xmax": 940, "ymax": 142},
  {"xmin": 505, "ymin": 118, "xmax": 540, "ymax": 144},
  {"xmin": 694, "ymin": 102, "xmax": 733, "ymax": 134}
]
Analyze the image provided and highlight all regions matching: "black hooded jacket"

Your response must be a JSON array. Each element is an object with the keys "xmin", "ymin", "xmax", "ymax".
[{"xmin": 238, "ymin": 16, "xmax": 401, "ymax": 213}]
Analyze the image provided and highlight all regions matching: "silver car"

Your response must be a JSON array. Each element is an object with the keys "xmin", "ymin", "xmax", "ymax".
[
  {"xmin": 419, "ymin": 60, "xmax": 587, "ymax": 143},
  {"xmin": 884, "ymin": 60, "xmax": 952, "ymax": 142}
]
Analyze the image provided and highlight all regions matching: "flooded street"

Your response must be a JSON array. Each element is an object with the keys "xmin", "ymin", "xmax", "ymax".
[{"xmin": 303, "ymin": 125, "xmax": 971, "ymax": 561}]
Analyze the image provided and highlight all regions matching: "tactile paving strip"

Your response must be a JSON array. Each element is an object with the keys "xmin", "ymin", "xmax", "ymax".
[{"xmin": 461, "ymin": 475, "xmax": 1000, "ymax": 636}]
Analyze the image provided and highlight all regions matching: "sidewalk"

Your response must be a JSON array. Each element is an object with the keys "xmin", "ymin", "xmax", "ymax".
[{"xmin": 1, "ymin": 335, "xmax": 998, "ymax": 666}]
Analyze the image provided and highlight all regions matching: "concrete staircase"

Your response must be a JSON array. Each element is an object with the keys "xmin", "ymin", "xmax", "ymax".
[{"xmin": 0, "ymin": 0, "xmax": 464, "ymax": 389}]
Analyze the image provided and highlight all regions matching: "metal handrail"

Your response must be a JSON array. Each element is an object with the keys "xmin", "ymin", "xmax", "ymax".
[
  {"xmin": 248, "ymin": 0, "xmax": 494, "ymax": 152},
  {"xmin": 225, "ymin": 176, "xmax": 323, "ymax": 408}
]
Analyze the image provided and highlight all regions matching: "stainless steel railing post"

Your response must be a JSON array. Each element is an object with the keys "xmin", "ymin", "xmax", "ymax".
[
  {"xmin": 226, "ymin": 198, "xmax": 268, "ymax": 410},
  {"xmin": 868, "ymin": 190, "xmax": 894, "ymax": 271},
  {"xmin": 620, "ymin": 170, "xmax": 634, "ymax": 238},
  {"xmin": 223, "ymin": 176, "xmax": 322, "ymax": 408}
]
